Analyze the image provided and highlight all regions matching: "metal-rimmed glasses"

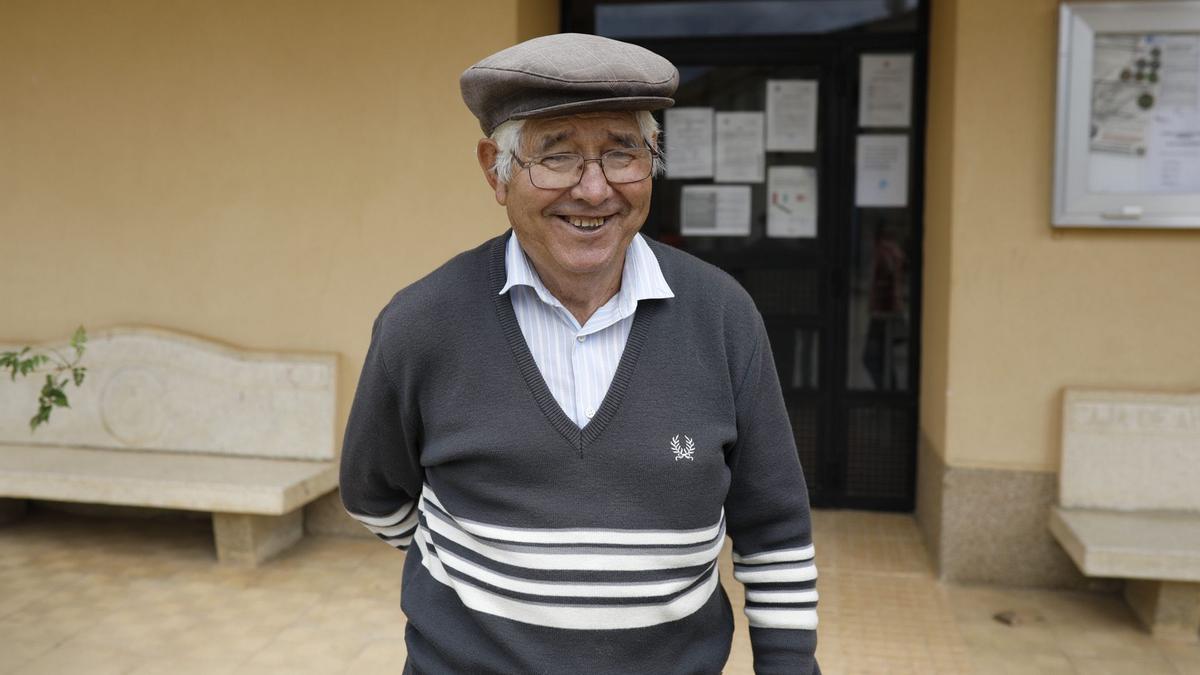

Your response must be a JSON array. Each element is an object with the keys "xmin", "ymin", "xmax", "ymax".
[{"xmin": 511, "ymin": 145, "xmax": 658, "ymax": 189}]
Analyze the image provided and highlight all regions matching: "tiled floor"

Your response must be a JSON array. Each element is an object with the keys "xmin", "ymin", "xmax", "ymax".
[{"xmin": 1, "ymin": 508, "xmax": 1197, "ymax": 674}]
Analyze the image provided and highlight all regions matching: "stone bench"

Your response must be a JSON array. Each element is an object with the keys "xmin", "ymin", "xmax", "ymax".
[
  {"xmin": 1049, "ymin": 389, "xmax": 1200, "ymax": 642},
  {"xmin": 0, "ymin": 327, "xmax": 339, "ymax": 565}
]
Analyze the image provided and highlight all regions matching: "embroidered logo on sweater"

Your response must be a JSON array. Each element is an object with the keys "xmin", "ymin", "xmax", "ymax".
[{"xmin": 671, "ymin": 434, "xmax": 696, "ymax": 461}]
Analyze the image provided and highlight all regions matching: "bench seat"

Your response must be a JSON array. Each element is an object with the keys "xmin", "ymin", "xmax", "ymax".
[
  {"xmin": 0, "ymin": 444, "xmax": 338, "ymax": 566},
  {"xmin": 1, "ymin": 326, "xmax": 341, "ymax": 566},
  {"xmin": 1049, "ymin": 507, "xmax": 1200, "ymax": 582},
  {"xmin": 0, "ymin": 445, "xmax": 337, "ymax": 515},
  {"xmin": 1050, "ymin": 388, "xmax": 1200, "ymax": 642}
]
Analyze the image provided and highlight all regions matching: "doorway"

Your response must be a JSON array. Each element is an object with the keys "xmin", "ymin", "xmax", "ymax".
[{"xmin": 565, "ymin": 0, "xmax": 928, "ymax": 510}]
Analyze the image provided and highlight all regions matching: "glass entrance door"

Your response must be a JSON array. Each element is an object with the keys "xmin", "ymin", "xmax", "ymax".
[{"xmin": 566, "ymin": 0, "xmax": 927, "ymax": 510}]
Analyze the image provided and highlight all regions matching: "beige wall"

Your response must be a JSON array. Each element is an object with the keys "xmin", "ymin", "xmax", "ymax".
[
  {"xmin": 921, "ymin": 0, "xmax": 1200, "ymax": 472},
  {"xmin": 1, "ymin": 0, "xmax": 557, "ymax": 443},
  {"xmin": 9, "ymin": 0, "xmax": 1197, "ymax": 480}
]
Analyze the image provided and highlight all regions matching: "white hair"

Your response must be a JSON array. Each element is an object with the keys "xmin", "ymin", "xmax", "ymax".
[{"xmin": 489, "ymin": 110, "xmax": 664, "ymax": 183}]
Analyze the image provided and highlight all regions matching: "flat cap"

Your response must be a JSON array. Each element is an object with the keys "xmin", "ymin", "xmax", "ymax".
[{"xmin": 461, "ymin": 33, "xmax": 678, "ymax": 135}]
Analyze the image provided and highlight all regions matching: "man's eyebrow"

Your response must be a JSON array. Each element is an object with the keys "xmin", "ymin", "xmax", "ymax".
[
  {"xmin": 536, "ymin": 131, "xmax": 573, "ymax": 154},
  {"xmin": 609, "ymin": 131, "xmax": 640, "ymax": 147}
]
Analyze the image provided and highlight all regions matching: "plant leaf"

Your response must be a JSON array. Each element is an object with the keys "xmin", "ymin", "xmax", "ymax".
[
  {"xmin": 71, "ymin": 326, "xmax": 87, "ymax": 356},
  {"xmin": 29, "ymin": 405, "xmax": 51, "ymax": 431}
]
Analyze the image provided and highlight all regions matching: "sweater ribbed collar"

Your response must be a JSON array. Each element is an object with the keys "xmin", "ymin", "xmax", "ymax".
[{"xmin": 489, "ymin": 230, "xmax": 669, "ymax": 452}]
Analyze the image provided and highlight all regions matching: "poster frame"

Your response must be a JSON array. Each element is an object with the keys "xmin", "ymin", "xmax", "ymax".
[{"xmin": 1053, "ymin": 1, "xmax": 1200, "ymax": 228}]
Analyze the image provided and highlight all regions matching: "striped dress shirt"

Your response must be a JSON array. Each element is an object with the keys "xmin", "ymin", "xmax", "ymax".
[{"xmin": 500, "ymin": 232, "xmax": 674, "ymax": 429}]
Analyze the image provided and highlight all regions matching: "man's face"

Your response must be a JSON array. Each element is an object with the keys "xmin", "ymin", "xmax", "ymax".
[{"xmin": 482, "ymin": 112, "xmax": 652, "ymax": 288}]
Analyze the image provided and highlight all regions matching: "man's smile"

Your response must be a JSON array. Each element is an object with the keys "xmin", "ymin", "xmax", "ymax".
[{"xmin": 553, "ymin": 214, "xmax": 616, "ymax": 231}]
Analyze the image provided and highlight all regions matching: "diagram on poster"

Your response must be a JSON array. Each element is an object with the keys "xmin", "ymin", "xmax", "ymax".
[
  {"xmin": 855, "ymin": 135, "xmax": 908, "ymax": 207},
  {"xmin": 715, "ymin": 112, "xmax": 765, "ymax": 183},
  {"xmin": 1087, "ymin": 33, "xmax": 1200, "ymax": 194},
  {"xmin": 859, "ymin": 54, "xmax": 913, "ymax": 128},
  {"xmin": 680, "ymin": 185, "xmax": 752, "ymax": 236},
  {"xmin": 766, "ymin": 80, "xmax": 818, "ymax": 152},
  {"xmin": 767, "ymin": 166, "xmax": 818, "ymax": 238},
  {"xmin": 665, "ymin": 107, "xmax": 714, "ymax": 178}
]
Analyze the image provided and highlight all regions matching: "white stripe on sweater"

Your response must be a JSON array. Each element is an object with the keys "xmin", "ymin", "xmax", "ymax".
[
  {"xmin": 733, "ymin": 562, "xmax": 818, "ymax": 584},
  {"xmin": 346, "ymin": 501, "xmax": 416, "ymax": 528},
  {"xmin": 432, "ymin": 543, "xmax": 705, "ymax": 598},
  {"xmin": 420, "ymin": 492, "xmax": 726, "ymax": 571},
  {"xmin": 745, "ymin": 607, "xmax": 819, "ymax": 630},
  {"xmin": 733, "ymin": 544, "xmax": 815, "ymax": 564},
  {"xmin": 422, "ymin": 488, "xmax": 722, "ymax": 546},
  {"xmin": 415, "ymin": 529, "xmax": 721, "ymax": 630},
  {"xmin": 745, "ymin": 589, "xmax": 819, "ymax": 604}
]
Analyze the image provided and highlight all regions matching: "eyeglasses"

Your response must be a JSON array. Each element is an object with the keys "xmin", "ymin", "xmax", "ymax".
[{"xmin": 511, "ymin": 146, "xmax": 658, "ymax": 190}]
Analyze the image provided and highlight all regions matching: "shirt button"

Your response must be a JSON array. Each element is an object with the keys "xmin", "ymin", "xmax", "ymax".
[
  {"xmin": 577, "ymin": 335, "xmax": 586, "ymax": 343},
  {"xmin": 586, "ymin": 408, "xmax": 595, "ymax": 418}
]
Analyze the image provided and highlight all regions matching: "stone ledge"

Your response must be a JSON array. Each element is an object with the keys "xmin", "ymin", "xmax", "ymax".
[
  {"xmin": 1049, "ymin": 507, "xmax": 1200, "ymax": 582},
  {"xmin": 0, "ymin": 445, "xmax": 336, "ymax": 515}
]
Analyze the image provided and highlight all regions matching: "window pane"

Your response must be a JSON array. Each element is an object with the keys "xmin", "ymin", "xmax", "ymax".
[
  {"xmin": 846, "ymin": 212, "xmax": 911, "ymax": 391},
  {"xmin": 596, "ymin": 0, "xmax": 919, "ymax": 39}
]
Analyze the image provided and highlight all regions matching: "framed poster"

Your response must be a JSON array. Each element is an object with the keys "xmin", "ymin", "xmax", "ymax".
[{"xmin": 1054, "ymin": 2, "xmax": 1200, "ymax": 228}]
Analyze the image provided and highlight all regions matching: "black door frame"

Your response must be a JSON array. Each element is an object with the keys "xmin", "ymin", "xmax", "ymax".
[{"xmin": 562, "ymin": 1, "xmax": 929, "ymax": 511}]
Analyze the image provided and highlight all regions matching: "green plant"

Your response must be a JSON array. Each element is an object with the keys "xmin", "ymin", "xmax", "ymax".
[{"xmin": 1, "ymin": 326, "xmax": 88, "ymax": 431}]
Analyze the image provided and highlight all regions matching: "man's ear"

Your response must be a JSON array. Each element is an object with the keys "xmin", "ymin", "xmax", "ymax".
[{"xmin": 477, "ymin": 139, "xmax": 507, "ymax": 205}]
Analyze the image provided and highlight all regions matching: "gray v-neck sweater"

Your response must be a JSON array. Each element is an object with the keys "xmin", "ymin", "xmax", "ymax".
[{"xmin": 340, "ymin": 232, "xmax": 820, "ymax": 675}]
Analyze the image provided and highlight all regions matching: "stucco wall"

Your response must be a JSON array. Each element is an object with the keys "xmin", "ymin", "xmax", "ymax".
[
  {"xmin": 921, "ymin": 0, "xmax": 1200, "ymax": 473},
  {"xmin": 1, "ymin": 0, "xmax": 558, "ymax": 446}
]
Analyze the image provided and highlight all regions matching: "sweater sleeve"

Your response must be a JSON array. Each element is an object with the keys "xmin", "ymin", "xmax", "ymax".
[
  {"xmin": 724, "ymin": 315, "xmax": 821, "ymax": 675},
  {"xmin": 339, "ymin": 309, "xmax": 424, "ymax": 551}
]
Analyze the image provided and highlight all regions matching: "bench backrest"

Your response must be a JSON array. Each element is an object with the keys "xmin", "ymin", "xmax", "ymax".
[
  {"xmin": 0, "ymin": 327, "xmax": 337, "ymax": 461},
  {"xmin": 1061, "ymin": 388, "xmax": 1200, "ymax": 512}
]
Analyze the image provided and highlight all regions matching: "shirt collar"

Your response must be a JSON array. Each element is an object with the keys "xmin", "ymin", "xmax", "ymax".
[{"xmin": 499, "ymin": 231, "xmax": 675, "ymax": 312}]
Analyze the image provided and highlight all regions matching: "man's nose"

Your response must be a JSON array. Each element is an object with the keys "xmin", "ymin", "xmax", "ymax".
[{"xmin": 570, "ymin": 160, "xmax": 612, "ymax": 204}]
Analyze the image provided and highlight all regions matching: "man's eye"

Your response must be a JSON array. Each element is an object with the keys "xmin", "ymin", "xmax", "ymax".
[
  {"xmin": 539, "ymin": 154, "xmax": 579, "ymax": 171},
  {"xmin": 604, "ymin": 151, "xmax": 636, "ymax": 166}
]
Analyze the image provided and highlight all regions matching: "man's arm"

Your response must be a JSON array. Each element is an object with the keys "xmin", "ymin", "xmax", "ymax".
[
  {"xmin": 340, "ymin": 310, "xmax": 424, "ymax": 550},
  {"xmin": 725, "ymin": 315, "xmax": 821, "ymax": 675}
]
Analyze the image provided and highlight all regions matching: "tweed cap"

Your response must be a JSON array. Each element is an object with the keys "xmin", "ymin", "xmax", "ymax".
[{"xmin": 461, "ymin": 33, "xmax": 679, "ymax": 135}]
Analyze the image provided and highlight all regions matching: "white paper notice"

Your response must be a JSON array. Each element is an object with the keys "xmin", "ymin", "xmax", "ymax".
[
  {"xmin": 767, "ymin": 166, "xmax": 818, "ymax": 238},
  {"xmin": 766, "ymin": 80, "xmax": 818, "ymax": 152},
  {"xmin": 665, "ymin": 107, "xmax": 714, "ymax": 178},
  {"xmin": 715, "ymin": 112, "xmax": 765, "ymax": 183},
  {"xmin": 855, "ymin": 135, "xmax": 908, "ymax": 207},
  {"xmin": 680, "ymin": 185, "xmax": 752, "ymax": 236},
  {"xmin": 1146, "ymin": 110, "xmax": 1200, "ymax": 193},
  {"xmin": 859, "ymin": 54, "xmax": 913, "ymax": 128}
]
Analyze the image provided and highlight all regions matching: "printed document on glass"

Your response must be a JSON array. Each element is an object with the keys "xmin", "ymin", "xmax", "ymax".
[
  {"xmin": 680, "ymin": 185, "xmax": 752, "ymax": 236},
  {"xmin": 715, "ymin": 112, "xmax": 765, "ymax": 183},
  {"xmin": 859, "ymin": 54, "xmax": 913, "ymax": 128},
  {"xmin": 767, "ymin": 166, "xmax": 818, "ymax": 238},
  {"xmin": 855, "ymin": 135, "xmax": 908, "ymax": 207},
  {"xmin": 1088, "ymin": 33, "xmax": 1200, "ymax": 194},
  {"xmin": 1147, "ymin": 110, "xmax": 1200, "ymax": 192},
  {"xmin": 664, "ymin": 107, "xmax": 714, "ymax": 178},
  {"xmin": 766, "ymin": 80, "xmax": 818, "ymax": 152}
]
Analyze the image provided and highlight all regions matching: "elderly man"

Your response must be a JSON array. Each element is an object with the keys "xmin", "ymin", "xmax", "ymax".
[{"xmin": 340, "ymin": 33, "xmax": 819, "ymax": 675}]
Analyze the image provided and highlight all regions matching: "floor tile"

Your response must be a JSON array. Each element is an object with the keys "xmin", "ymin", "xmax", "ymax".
[
  {"xmin": 1066, "ymin": 653, "xmax": 1183, "ymax": 675},
  {"xmin": 6, "ymin": 508, "xmax": 1197, "ymax": 674},
  {"xmin": 8, "ymin": 644, "xmax": 143, "ymax": 675}
]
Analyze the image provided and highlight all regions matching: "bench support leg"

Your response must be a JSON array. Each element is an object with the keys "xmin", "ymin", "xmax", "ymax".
[
  {"xmin": 0, "ymin": 498, "xmax": 27, "ymax": 525},
  {"xmin": 212, "ymin": 510, "xmax": 303, "ymax": 566},
  {"xmin": 1124, "ymin": 579, "xmax": 1200, "ymax": 642}
]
